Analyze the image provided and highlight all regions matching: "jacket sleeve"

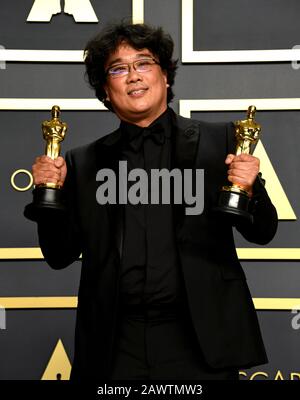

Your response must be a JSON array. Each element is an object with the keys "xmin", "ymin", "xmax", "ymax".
[
  {"xmin": 225, "ymin": 122, "xmax": 278, "ymax": 244},
  {"xmin": 37, "ymin": 150, "xmax": 82, "ymax": 269},
  {"xmin": 234, "ymin": 173, "xmax": 278, "ymax": 244}
]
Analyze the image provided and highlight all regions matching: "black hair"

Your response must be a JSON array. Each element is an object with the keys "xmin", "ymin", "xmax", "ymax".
[{"xmin": 84, "ymin": 21, "xmax": 178, "ymax": 112}]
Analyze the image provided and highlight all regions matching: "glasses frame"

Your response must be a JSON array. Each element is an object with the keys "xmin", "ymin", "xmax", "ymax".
[{"xmin": 105, "ymin": 57, "xmax": 160, "ymax": 78}]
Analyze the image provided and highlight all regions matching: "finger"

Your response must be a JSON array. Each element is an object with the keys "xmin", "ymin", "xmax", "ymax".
[
  {"xmin": 34, "ymin": 171, "xmax": 61, "ymax": 185},
  {"xmin": 60, "ymin": 166, "xmax": 67, "ymax": 185},
  {"xmin": 228, "ymin": 175, "xmax": 256, "ymax": 189},
  {"xmin": 34, "ymin": 178, "xmax": 59, "ymax": 186},
  {"xmin": 228, "ymin": 162, "xmax": 259, "ymax": 172},
  {"xmin": 58, "ymin": 179, "xmax": 66, "ymax": 187},
  {"xmin": 35, "ymin": 170, "xmax": 61, "ymax": 180},
  {"xmin": 228, "ymin": 166, "xmax": 257, "ymax": 179},
  {"xmin": 227, "ymin": 175, "xmax": 253, "ymax": 188},
  {"xmin": 32, "ymin": 164, "xmax": 61, "ymax": 175},
  {"xmin": 34, "ymin": 178, "xmax": 58, "ymax": 186},
  {"xmin": 225, "ymin": 154, "xmax": 235, "ymax": 164},
  {"xmin": 229, "ymin": 169, "xmax": 259, "ymax": 181},
  {"xmin": 233, "ymin": 153, "xmax": 260, "ymax": 163},
  {"xmin": 227, "ymin": 168, "xmax": 257, "ymax": 187},
  {"xmin": 54, "ymin": 156, "xmax": 65, "ymax": 168},
  {"xmin": 37, "ymin": 155, "xmax": 55, "ymax": 164}
]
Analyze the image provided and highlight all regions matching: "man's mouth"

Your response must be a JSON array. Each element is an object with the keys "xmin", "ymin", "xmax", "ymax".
[{"xmin": 128, "ymin": 88, "xmax": 148, "ymax": 96}]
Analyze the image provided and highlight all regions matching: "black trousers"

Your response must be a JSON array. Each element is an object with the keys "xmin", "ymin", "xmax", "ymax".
[{"xmin": 110, "ymin": 304, "xmax": 239, "ymax": 380}]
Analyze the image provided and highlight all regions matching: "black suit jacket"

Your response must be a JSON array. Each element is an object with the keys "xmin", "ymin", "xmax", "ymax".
[{"xmin": 37, "ymin": 110, "xmax": 277, "ymax": 379}]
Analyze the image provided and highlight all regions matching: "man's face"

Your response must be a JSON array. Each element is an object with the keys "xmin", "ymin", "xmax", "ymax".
[{"xmin": 104, "ymin": 43, "xmax": 169, "ymax": 127}]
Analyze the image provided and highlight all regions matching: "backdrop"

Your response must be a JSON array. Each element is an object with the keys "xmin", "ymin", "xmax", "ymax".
[{"xmin": 0, "ymin": 0, "xmax": 300, "ymax": 380}]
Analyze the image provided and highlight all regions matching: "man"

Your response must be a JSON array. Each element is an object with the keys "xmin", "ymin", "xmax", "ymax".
[{"xmin": 29, "ymin": 22, "xmax": 277, "ymax": 380}]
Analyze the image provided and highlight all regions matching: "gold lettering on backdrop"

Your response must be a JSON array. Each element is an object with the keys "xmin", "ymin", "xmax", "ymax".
[
  {"xmin": 250, "ymin": 372, "xmax": 268, "ymax": 380},
  {"xmin": 291, "ymin": 373, "xmax": 300, "ymax": 380},
  {"xmin": 10, "ymin": 169, "xmax": 33, "ymax": 192},
  {"xmin": 41, "ymin": 340, "xmax": 71, "ymax": 380},
  {"xmin": 240, "ymin": 371, "xmax": 300, "ymax": 380},
  {"xmin": 274, "ymin": 370, "xmax": 284, "ymax": 380},
  {"xmin": 27, "ymin": 0, "xmax": 98, "ymax": 23}
]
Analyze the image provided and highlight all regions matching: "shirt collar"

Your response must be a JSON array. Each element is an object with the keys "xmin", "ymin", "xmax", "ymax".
[{"xmin": 120, "ymin": 107, "xmax": 172, "ymax": 144}]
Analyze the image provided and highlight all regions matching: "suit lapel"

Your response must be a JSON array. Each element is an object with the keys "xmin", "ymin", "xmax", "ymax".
[
  {"xmin": 170, "ymin": 111, "xmax": 201, "ymax": 170},
  {"xmin": 95, "ymin": 128, "xmax": 124, "ymax": 259},
  {"xmin": 170, "ymin": 111, "xmax": 201, "ymax": 228}
]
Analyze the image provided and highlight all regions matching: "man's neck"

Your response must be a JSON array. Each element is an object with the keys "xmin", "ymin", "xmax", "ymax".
[{"xmin": 119, "ymin": 107, "xmax": 168, "ymax": 128}]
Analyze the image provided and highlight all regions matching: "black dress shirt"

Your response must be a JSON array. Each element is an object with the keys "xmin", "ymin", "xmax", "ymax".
[{"xmin": 119, "ymin": 108, "xmax": 184, "ymax": 307}]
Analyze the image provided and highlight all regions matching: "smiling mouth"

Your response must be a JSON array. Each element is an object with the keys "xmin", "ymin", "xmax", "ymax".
[{"xmin": 128, "ymin": 88, "xmax": 148, "ymax": 96}]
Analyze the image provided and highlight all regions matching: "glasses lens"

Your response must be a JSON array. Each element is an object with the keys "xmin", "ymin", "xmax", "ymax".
[
  {"xmin": 107, "ymin": 58, "xmax": 157, "ymax": 77},
  {"xmin": 135, "ymin": 59, "xmax": 155, "ymax": 72},
  {"xmin": 108, "ymin": 64, "xmax": 129, "ymax": 76}
]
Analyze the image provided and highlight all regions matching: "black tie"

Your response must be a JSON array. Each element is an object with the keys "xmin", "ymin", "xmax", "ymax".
[{"xmin": 129, "ymin": 123, "xmax": 165, "ymax": 152}]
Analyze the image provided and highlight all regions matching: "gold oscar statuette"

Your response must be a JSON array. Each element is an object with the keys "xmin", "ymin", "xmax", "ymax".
[
  {"xmin": 216, "ymin": 105, "xmax": 261, "ymax": 222},
  {"xmin": 24, "ymin": 105, "xmax": 68, "ymax": 221}
]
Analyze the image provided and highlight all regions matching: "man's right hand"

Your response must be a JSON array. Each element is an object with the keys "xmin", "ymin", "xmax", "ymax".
[{"xmin": 32, "ymin": 155, "xmax": 67, "ymax": 187}]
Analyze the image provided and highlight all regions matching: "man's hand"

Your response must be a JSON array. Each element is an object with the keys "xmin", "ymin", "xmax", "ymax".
[
  {"xmin": 32, "ymin": 155, "xmax": 67, "ymax": 187},
  {"xmin": 225, "ymin": 153, "xmax": 260, "ymax": 196}
]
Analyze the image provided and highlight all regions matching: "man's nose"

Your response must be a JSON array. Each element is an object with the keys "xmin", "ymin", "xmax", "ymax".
[{"xmin": 126, "ymin": 66, "xmax": 142, "ymax": 83}]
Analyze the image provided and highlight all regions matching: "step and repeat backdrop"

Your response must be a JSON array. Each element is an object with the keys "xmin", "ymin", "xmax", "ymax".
[{"xmin": 0, "ymin": 0, "xmax": 300, "ymax": 380}]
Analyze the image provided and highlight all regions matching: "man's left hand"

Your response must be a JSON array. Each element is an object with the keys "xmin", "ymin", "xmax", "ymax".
[{"xmin": 225, "ymin": 153, "xmax": 260, "ymax": 197}]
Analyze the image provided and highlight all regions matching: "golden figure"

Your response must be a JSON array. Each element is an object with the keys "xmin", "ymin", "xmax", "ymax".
[
  {"xmin": 234, "ymin": 105, "xmax": 261, "ymax": 157},
  {"xmin": 42, "ymin": 105, "xmax": 67, "ymax": 160}
]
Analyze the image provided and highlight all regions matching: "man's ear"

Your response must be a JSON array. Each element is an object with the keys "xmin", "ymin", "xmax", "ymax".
[
  {"xmin": 162, "ymin": 70, "xmax": 169, "ymax": 87},
  {"xmin": 103, "ymin": 84, "xmax": 110, "ymax": 101}
]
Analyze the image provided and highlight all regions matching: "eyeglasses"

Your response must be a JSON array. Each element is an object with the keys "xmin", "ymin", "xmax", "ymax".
[{"xmin": 105, "ymin": 57, "xmax": 160, "ymax": 78}]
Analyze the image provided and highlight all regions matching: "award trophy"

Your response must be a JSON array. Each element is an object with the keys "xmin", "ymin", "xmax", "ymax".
[
  {"xmin": 24, "ymin": 105, "xmax": 67, "ymax": 221},
  {"xmin": 216, "ymin": 105, "xmax": 261, "ymax": 222}
]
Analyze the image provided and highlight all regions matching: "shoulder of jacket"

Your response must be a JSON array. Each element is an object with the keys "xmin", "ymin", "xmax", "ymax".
[
  {"xmin": 175, "ymin": 112, "xmax": 233, "ymax": 134},
  {"xmin": 65, "ymin": 128, "xmax": 120, "ymax": 160}
]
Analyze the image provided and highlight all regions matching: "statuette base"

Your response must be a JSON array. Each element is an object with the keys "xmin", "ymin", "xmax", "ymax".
[
  {"xmin": 24, "ymin": 187, "xmax": 65, "ymax": 222},
  {"xmin": 215, "ymin": 189, "xmax": 253, "ymax": 223}
]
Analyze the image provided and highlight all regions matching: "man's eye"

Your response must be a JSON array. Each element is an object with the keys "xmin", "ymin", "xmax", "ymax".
[
  {"xmin": 110, "ymin": 65, "xmax": 128, "ymax": 74},
  {"xmin": 136, "ymin": 60, "xmax": 152, "ymax": 68}
]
